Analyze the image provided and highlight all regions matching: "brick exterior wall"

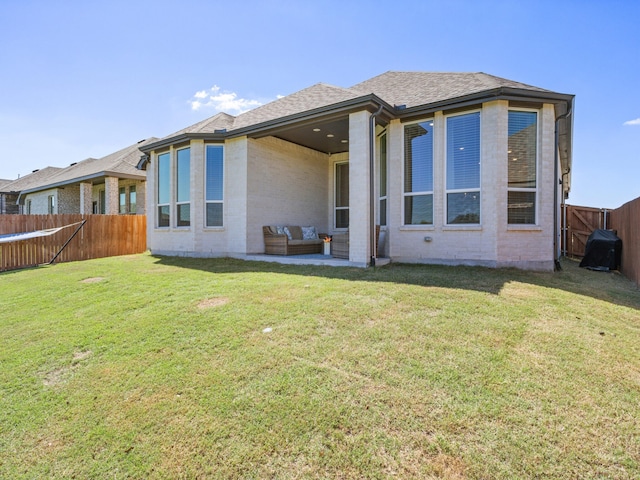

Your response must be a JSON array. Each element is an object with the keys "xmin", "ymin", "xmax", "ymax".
[{"xmin": 145, "ymin": 102, "xmax": 560, "ymax": 270}]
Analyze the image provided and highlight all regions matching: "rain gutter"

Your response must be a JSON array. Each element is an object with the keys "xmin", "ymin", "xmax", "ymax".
[{"xmin": 554, "ymin": 105, "xmax": 573, "ymax": 270}]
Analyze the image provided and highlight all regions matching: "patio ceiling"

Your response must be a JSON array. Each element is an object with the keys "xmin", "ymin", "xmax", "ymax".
[{"xmin": 268, "ymin": 117, "xmax": 350, "ymax": 155}]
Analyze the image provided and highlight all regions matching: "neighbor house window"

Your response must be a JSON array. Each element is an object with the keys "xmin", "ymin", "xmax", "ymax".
[
  {"xmin": 119, "ymin": 187, "xmax": 127, "ymax": 214},
  {"xmin": 157, "ymin": 152, "xmax": 170, "ymax": 227},
  {"xmin": 335, "ymin": 162, "xmax": 349, "ymax": 229},
  {"xmin": 205, "ymin": 145, "xmax": 224, "ymax": 227},
  {"xmin": 47, "ymin": 195, "xmax": 55, "ymax": 214},
  {"xmin": 404, "ymin": 120, "xmax": 434, "ymax": 225},
  {"xmin": 379, "ymin": 132, "xmax": 388, "ymax": 227},
  {"xmin": 26, "ymin": 199, "xmax": 31, "ymax": 214},
  {"xmin": 176, "ymin": 148, "xmax": 190, "ymax": 227},
  {"xmin": 129, "ymin": 185, "xmax": 137, "ymax": 214},
  {"xmin": 446, "ymin": 112, "xmax": 481, "ymax": 224},
  {"xmin": 99, "ymin": 190, "xmax": 106, "ymax": 214},
  {"xmin": 508, "ymin": 110, "xmax": 537, "ymax": 224}
]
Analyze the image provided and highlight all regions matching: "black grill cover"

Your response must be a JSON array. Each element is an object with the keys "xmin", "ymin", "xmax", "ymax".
[{"xmin": 579, "ymin": 229, "xmax": 622, "ymax": 271}]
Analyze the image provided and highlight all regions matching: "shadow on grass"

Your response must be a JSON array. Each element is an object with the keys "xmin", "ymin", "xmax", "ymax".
[{"xmin": 151, "ymin": 255, "xmax": 640, "ymax": 312}]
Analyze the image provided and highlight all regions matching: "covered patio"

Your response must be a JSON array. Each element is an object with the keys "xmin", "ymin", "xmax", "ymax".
[{"xmin": 243, "ymin": 96, "xmax": 393, "ymax": 267}]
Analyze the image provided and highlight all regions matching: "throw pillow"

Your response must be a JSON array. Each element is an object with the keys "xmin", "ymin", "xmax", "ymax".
[{"xmin": 301, "ymin": 226, "xmax": 318, "ymax": 240}]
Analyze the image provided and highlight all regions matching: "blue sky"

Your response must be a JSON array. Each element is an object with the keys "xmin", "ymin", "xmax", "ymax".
[{"xmin": 0, "ymin": 0, "xmax": 638, "ymax": 208}]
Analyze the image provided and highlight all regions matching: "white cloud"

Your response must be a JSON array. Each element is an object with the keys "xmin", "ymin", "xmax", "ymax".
[
  {"xmin": 189, "ymin": 85, "xmax": 263, "ymax": 114},
  {"xmin": 623, "ymin": 118, "xmax": 640, "ymax": 126}
]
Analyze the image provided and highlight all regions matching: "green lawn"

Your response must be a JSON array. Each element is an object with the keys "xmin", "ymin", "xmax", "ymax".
[{"xmin": 1, "ymin": 254, "xmax": 639, "ymax": 479}]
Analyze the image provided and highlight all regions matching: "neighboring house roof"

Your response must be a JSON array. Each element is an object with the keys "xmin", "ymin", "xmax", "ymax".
[
  {"xmin": 0, "ymin": 179, "xmax": 13, "ymax": 190},
  {"xmin": 0, "ymin": 167, "xmax": 65, "ymax": 193},
  {"xmin": 18, "ymin": 138, "xmax": 158, "ymax": 198}
]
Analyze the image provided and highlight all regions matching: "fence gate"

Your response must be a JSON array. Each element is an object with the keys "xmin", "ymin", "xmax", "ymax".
[{"xmin": 562, "ymin": 205, "xmax": 610, "ymax": 258}]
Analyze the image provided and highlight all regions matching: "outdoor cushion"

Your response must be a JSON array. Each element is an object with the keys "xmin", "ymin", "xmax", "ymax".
[{"xmin": 285, "ymin": 226, "xmax": 303, "ymax": 240}]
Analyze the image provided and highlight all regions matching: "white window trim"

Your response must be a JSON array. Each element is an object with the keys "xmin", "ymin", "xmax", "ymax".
[
  {"xmin": 156, "ymin": 151, "xmax": 171, "ymax": 228},
  {"xmin": 507, "ymin": 108, "xmax": 540, "ymax": 226},
  {"xmin": 204, "ymin": 144, "xmax": 225, "ymax": 229},
  {"xmin": 402, "ymin": 118, "xmax": 435, "ymax": 226},
  {"xmin": 175, "ymin": 147, "xmax": 191, "ymax": 228},
  {"xmin": 378, "ymin": 130, "xmax": 388, "ymax": 227},
  {"xmin": 444, "ymin": 109, "xmax": 482, "ymax": 226},
  {"xmin": 334, "ymin": 161, "xmax": 349, "ymax": 230}
]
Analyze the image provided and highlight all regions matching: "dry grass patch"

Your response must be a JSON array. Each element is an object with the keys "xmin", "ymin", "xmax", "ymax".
[
  {"xmin": 196, "ymin": 297, "xmax": 229, "ymax": 309},
  {"xmin": 80, "ymin": 277, "xmax": 104, "ymax": 283}
]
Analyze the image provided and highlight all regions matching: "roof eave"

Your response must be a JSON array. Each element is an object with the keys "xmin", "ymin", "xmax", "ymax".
[{"xmin": 396, "ymin": 87, "xmax": 574, "ymax": 121}]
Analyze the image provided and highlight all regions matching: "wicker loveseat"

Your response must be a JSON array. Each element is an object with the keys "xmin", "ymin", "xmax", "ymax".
[{"xmin": 263, "ymin": 225, "xmax": 327, "ymax": 255}]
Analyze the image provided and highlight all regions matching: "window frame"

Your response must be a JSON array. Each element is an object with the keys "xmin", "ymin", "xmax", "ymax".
[
  {"xmin": 334, "ymin": 161, "xmax": 349, "ymax": 230},
  {"xmin": 119, "ymin": 186, "xmax": 127, "ymax": 214},
  {"xmin": 378, "ymin": 131, "xmax": 388, "ymax": 227},
  {"xmin": 129, "ymin": 185, "xmax": 137, "ymax": 214},
  {"xmin": 507, "ymin": 109, "xmax": 539, "ymax": 225},
  {"xmin": 205, "ymin": 144, "xmax": 224, "ymax": 228},
  {"xmin": 156, "ymin": 151, "xmax": 171, "ymax": 228},
  {"xmin": 403, "ymin": 118, "xmax": 435, "ymax": 226},
  {"xmin": 175, "ymin": 147, "xmax": 191, "ymax": 228},
  {"xmin": 445, "ymin": 110, "xmax": 482, "ymax": 226}
]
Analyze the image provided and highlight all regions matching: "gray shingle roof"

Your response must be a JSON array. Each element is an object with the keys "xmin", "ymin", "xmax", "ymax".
[
  {"xmin": 233, "ymin": 83, "xmax": 362, "ymax": 130},
  {"xmin": 154, "ymin": 72, "xmax": 560, "ymax": 142},
  {"xmin": 350, "ymin": 71, "xmax": 552, "ymax": 108}
]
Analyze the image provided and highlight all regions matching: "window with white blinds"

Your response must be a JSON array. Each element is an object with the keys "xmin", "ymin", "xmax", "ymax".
[
  {"xmin": 508, "ymin": 111, "xmax": 537, "ymax": 224},
  {"xmin": 446, "ymin": 112, "xmax": 480, "ymax": 224},
  {"xmin": 403, "ymin": 120, "xmax": 434, "ymax": 225}
]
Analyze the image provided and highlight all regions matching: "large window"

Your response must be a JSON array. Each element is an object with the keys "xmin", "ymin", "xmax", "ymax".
[
  {"xmin": 205, "ymin": 145, "xmax": 224, "ymax": 227},
  {"xmin": 335, "ymin": 162, "xmax": 349, "ymax": 229},
  {"xmin": 379, "ymin": 132, "xmax": 388, "ymax": 227},
  {"xmin": 508, "ymin": 111, "xmax": 537, "ymax": 224},
  {"xmin": 404, "ymin": 120, "xmax": 434, "ymax": 225},
  {"xmin": 446, "ymin": 112, "xmax": 481, "ymax": 224},
  {"xmin": 157, "ymin": 152, "xmax": 170, "ymax": 227},
  {"xmin": 176, "ymin": 148, "xmax": 190, "ymax": 227}
]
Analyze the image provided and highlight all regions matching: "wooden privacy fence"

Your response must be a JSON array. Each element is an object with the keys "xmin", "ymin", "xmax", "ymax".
[
  {"xmin": 0, "ymin": 214, "xmax": 146, "ymax": 271},
  {"xmin": 609, "ymin": 197, "xmax": 640, "ymax": 287},
  {"xmin": 562, "ymin": 204, "xmax": 611, "ymax": 258}
]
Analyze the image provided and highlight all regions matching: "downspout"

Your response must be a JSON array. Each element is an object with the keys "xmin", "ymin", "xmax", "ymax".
[
  {"xmin": 554, "ymin": 107, "xmax": 572, "ymax": 271},
  {"xmin": 370, "ymin": 104, "xmax": 384, "ymax": 267}
]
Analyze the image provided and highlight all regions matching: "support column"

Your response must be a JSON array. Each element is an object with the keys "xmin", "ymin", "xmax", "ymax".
[
  {"xmin": 348, "ymin": 110, "xmax": 371, "ymax": 266},
  {"xmin": 79, "ymin": 182, "xmax": 92, "ymax": 215},
  {"xmin": 104, "ymin": 176, "xmax": 119, "ymax": 215}
]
